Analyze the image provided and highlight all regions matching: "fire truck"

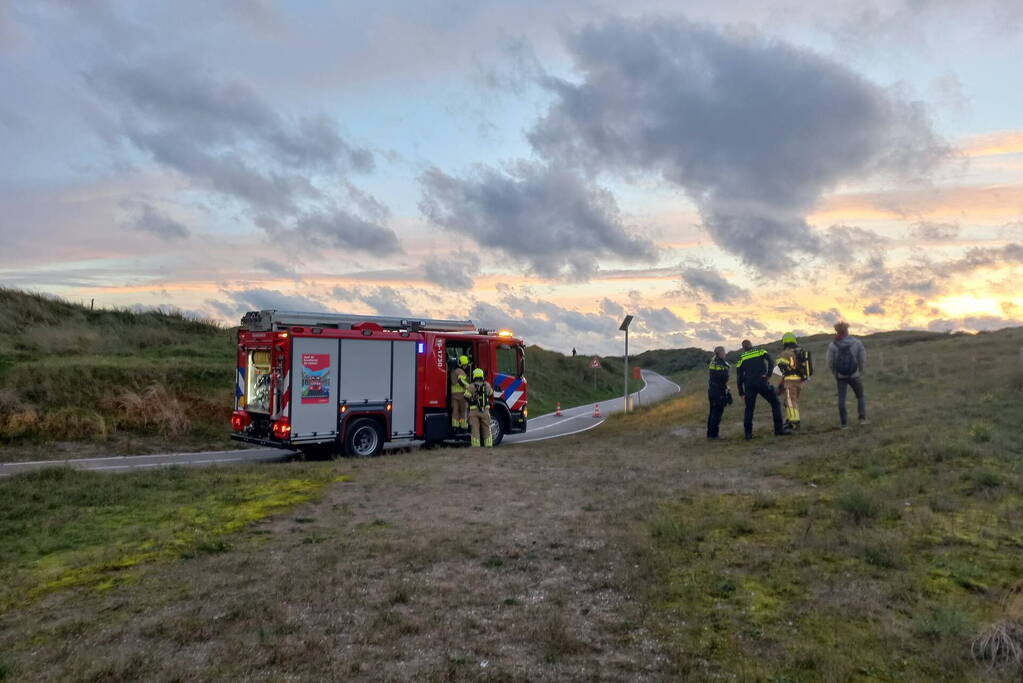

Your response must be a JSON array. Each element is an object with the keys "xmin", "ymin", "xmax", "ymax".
[{"xmin": 230, "ymin": 310, "xmax": 528, "ymax": 456}]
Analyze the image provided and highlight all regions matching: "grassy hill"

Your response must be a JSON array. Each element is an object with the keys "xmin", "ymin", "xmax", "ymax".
[
  {"xmin": 0, "ymin": 289, "xmax": 636, "ymax": 456},
  {"xmin": 1, "ymin": 324, "xmax": 1021, "ymax": 679}
]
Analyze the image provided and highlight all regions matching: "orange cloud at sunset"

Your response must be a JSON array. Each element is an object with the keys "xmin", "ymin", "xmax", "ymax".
[{"xmin": 961, "ymin": 130, "xmax": 1023, "ymax": 158}]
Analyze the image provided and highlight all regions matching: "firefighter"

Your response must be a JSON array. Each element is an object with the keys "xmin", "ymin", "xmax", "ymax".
[
  {"xmin": 706, "ymin": 346, "xmax": 732, "ymax": 439},
  {"xmin": 776, "ymin": 332, "xmax": 812, "ymax": 431},
  {"xmin": 736, "ymin": 339, "xmax": 791, "ymax": 440},
  {"xmin": 465, "ymin": 368, "xmax": 494, "ymax": 448},
  {"xmin": 449, "ymin": 355, "xmax": 471, "ymax": 430}
]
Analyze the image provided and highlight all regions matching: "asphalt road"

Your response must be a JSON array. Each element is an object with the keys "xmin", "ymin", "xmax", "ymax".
[{"xmin": 0, "ymin": 370, "xmax": 681, "ymax": 476}]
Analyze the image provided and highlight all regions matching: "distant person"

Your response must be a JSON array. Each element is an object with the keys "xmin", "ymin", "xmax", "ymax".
[
  {"xmin": 827, "ymin": 321, "xmax": 867, "ymax": 428},
  {"xmin": 776, "ymin": 332, "xmax": 813, "ymax": 431},
  {"xmin": 464, "ymin": 368, "xmax": 495, "ymax": 448},
  {"xmin": 706, "ymin": 346, "xmax": 732, "ymax": 439},
  {"xmin": 572, "ymin": 347, "xmax": 577, "ymax": 357},
  {"xmin": 736, "ymin": 339, "xmax": 791, "ymax": 440}
]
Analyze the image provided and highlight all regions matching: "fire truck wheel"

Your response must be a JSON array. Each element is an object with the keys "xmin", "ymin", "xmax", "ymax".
[
  {"xmin": 489, "ymin": 412, "xmax": 505, "ymax": 447},
  {"xmin": 344, "ymin": 418, "xmax": 384, "ymax": 457}
]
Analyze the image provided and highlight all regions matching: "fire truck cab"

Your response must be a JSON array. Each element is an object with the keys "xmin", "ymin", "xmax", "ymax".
[{"xmin": 230, "ymin": 310, "xmax": 527, "ymax": 456}]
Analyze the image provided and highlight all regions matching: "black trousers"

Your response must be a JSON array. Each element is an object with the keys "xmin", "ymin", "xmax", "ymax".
[
  {"xmin": 743, "ymin": 379, "xmax": 784, "ymax": 437},
  {"xmin": 707, "ymin": 395, "xmax": 727, "ymax": 437}
]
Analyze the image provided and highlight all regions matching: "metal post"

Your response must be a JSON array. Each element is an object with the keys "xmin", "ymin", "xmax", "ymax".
[
  {"xmin": 619, "ymin": 315, "xmax": 634, "ymax": 413},
  {"xmin": 624, "ymin": 327, "xmax": 629, "ymax": 413}
]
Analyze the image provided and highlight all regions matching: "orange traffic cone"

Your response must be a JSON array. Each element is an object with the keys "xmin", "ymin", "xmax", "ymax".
[
  {"xmin": 593, "ymin": 403, "xmax": 601, "ymax": 418},
  {"xmin": 555, "ymin": 402, "xmax": 562, "ymax": 416}
]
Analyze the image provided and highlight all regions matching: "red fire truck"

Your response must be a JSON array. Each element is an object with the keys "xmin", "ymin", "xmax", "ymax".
[{"xmin": 230, "ymin": 310, "xmax": 528, "ymax": 456}]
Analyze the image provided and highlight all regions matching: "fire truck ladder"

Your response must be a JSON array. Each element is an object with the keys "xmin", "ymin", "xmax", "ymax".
[{"xmin": 241, "ymin": 309, "xmax": 476, "ymax": 333}]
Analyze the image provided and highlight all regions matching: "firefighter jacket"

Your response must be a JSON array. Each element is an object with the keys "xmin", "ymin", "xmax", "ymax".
[
  {"xmin": 778, "ymin": 348, "xmax": 801, "ymax": 380},
  {"xmin": 450, "ymin": 367, "xmax": 469, "ymax": 395},
  {"xmin": 708, "ymin": 357, "xmax": 730, "ymax": 402},
  {"xmin": 465, "ymin": 380, "xmax": 494, "ymax": 413},
  {"xmin": 736, "ymin": 348, "xmax": 774, "ymax": 388}
]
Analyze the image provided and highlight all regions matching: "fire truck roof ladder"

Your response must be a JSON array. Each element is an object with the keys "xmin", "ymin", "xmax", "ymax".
[{"xmin": 241, "ymin": 309, "xmax": 476, "ymax": 333}]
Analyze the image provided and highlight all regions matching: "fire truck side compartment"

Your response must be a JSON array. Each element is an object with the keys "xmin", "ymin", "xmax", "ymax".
[
  {"xmin": 390, "ymin": 341, "xmax": 416, "ymax": 437},
  {"xmin": 291, "ymin": 336, "xmax": 340, "ymax": 440},
  {"xmin": 339, "ymin": 339, "xmax": 391, "ymax": 403}
]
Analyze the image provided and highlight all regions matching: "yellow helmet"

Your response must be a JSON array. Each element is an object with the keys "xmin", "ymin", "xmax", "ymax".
[
  {"xmin": 472, "ymin": 368, "xmax": 484, "ymax": 380},
  {"xmin": 459, "ymin": 355, "xmax": 469, "ymax": 367}
]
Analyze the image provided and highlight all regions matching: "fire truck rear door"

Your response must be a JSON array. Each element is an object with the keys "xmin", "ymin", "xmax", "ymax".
[{"xmin": 291, "ymin": 337, "xmax": 340, "ymax": 440}]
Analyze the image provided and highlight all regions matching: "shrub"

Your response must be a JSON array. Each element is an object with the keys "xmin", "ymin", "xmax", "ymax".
[
  {"xmin": 913, "ymin": 606, "xmax": 975, "ymax": 642},
  {"xmin": 649, "ymin": 515, "xmax": 703, "ymax": 548},
  {"xmin": 40, "ymin": 407, "xmax": 107, "ymax": 441},
  {"xmin": 112, "ymin": 384, "xmax": 191, "ymax": 436},
  {"xmin": 969, "ymin": 422, "xmax": 993, "ymax": 443},
  {"xmin": 856, "ymin": 538, "xmax": 906, "ymax": 569},
  {"xmin": 835, "ymin": 485, "xmax": 882, "ymax": 525}
]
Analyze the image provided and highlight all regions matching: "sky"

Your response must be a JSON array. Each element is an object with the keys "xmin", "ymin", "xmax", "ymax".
[{"xmin": 2, "ymin": 0, "xmax": 1022, "ymax": 355}]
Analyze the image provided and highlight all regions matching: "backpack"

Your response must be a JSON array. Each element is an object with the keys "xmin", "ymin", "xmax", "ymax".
[
  {"xmin": 795, "ymin": 348, "xmax": 813, "ymax": 379},
  {"xmin": 834, "ymin": 343, "xmax": 858, "ymax": 377}
]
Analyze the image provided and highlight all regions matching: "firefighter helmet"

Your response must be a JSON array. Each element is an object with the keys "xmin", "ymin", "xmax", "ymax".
[
  {"xmin": 472, "ymin": 368, "xmax": 484, "ymax": 380},
  {"xmin": 782, "ymin": 332, "xmax": 798, "ymax": 345},
  {"xmin": 459, "ymin": 355, "xmax": 470, "ymax": 367}
]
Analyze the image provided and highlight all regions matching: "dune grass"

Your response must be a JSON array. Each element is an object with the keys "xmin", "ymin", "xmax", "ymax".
[
  {"xmin": 624, "ymin": 325, "xmax": 1023, "ymax": 679},
  {"xmin": 0, "ymin": 288, "xmax": 641, "ymax": 455}
]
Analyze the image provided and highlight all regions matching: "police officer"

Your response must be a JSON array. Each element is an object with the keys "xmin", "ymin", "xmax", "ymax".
[
  {"xmin": 449, "ymin": 355, "xmax": 471, "ymax": 431},
  {"xmin": 707, "ymin": 346, "xmax": 731, "ymax": 439},
  {"xmin": 736, "ymin": 339, "xmax": 791, "ymax": 440},
  {"xmin": 464, "ymin": 368, "xmax": 495, "ymax": 448}
]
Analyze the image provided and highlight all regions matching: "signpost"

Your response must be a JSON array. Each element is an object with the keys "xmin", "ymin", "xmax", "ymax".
[
  {"xmin": 590, "ymin": 356, "xmax": 601, "ymax": 391},
  {"xmin": 632, "ymin": 366, "xmax": 642, "ymax": 408},
  {"xmin": 619, "ymin": 315, "xmax": 634, "ymax": 412}
]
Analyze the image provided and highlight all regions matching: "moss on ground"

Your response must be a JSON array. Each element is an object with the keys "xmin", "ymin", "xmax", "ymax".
[{"xmin": 0, "ymin": 464, "xmax": 350, "ymax": 611}]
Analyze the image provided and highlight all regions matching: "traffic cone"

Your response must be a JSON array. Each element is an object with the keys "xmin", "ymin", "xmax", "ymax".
[
  {"xmin": 555, "ymin": 402, "xmax": 562, "ymax": 416},
  {"xmin": 593, "ymin": 403, "xmax": 601, "ymax": 418}
]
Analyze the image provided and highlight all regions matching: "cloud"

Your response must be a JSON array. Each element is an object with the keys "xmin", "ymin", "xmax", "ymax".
[
  {"xmin": 422, "ymin": 252, "xmax": 479, "ymax": 290},
  {"xmin": 132, "ymin": 203, "xmax": 189, "ymax": 241},
  {"xmin": 926, "ymin": 315, "xmax": 1023, "ymax": 333},
  {"xmin": 207, "ymin": 288, "xmax": 331, "ymax": 319},
  {"xmin": 254, "ymin": 258, "xmax": 300, "ymax": 279},
  {"xmin": 297, "ymin": 209, "xmax": 402, "ymax": 255},
  {"xmin": 359, "ymin": 286, "xmax": 413, "ymax": 317},
  {"xmin": 679, "ymin": 264, "xmax": 748, "ymax": 302},
  {"xmin": 528, "ymin": 16, "xmax": 949, "ymax": 271},
  {"xmin": 84, "ymin": 55, "xmax": 398, "ymax": 254},
  {"xmin": 419, "ymin": 161, "xmax": 656, "ymax": 279},
  {"xmin": 909, "ymin": 221, "xmax": 959, "ymax": 241},
  {"xmin": 863, "ymin": 302, "xmax": 886, "ymax": 315},
  {"xmin": 599, "ymin": 297, "xmax": 626, "ymax": 318}
]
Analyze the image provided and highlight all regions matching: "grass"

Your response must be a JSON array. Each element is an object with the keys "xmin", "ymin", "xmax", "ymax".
[
  {"xmin": 0, "ymin": 288, "xmax": 638, "ymax": 457},
  {"xmin": 523, "ymin": 345, "xmax": 644, "ymax": 416},
  {"xmin": 0, "ymin": 464, "xmax": 348, "ymax": 610},
  {"xmin": 0, "ymin": 293, "xmax": 1021, "ymax": 679},
  {"xmin": 632, "ymin": 325, "xmax": 1023, "ymax": 679}
]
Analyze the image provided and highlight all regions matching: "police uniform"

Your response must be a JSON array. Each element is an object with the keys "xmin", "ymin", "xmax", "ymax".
[
  {"xmin": 707, "ymin": 356, "xmax": 730, "ymax": 438},
  {"xmin": 735, "ymin": 347, "xmax": 787, "ymax": 439},
  {"xmin": 465, "ymin": 370, "xmax": 494, "ymax": 448},
  {"xmin": 449, "ymin": 357, "xmax": 470, "ymax": 429}
]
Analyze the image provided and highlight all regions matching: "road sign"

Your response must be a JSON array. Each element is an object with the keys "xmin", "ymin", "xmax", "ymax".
[
  {"xmin": 590, "ymin": 357, "xmax": 601, "ymax": 369},
  {"xmin": 632, "ymin": 366, "xmax": 642, "ymax": 380}
]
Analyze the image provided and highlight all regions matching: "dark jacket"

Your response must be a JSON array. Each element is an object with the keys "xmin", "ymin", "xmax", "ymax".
[
  {"xmin": 736, "ymin": 348, "xmax": 774, "ymax": 389},
  {"xmin": 708, "ymin": 356, "xmax": 730, "ymax": 402}
]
